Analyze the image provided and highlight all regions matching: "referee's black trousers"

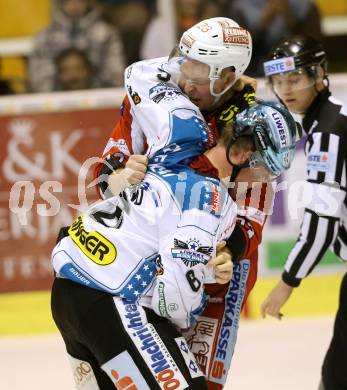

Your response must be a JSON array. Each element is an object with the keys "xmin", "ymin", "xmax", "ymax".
[{"xmin": 322, "ymin": 272, "xmax": 347, "ymax": 390}]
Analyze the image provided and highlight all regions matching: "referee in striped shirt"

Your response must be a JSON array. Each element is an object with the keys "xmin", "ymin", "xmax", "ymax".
[{"xmin": 260, "ymin": 35, "xmax": 347, "ymax": 390}]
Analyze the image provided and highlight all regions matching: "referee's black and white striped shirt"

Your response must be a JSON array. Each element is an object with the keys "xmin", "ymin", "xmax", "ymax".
[{"xmin": 283, "ymin": 89, "xmax": 347, "ymax": 287}]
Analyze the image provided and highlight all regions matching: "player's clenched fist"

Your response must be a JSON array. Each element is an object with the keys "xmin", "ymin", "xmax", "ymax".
[
  {"xmin": 124, "ymin": 155, "xmax": 148, "ymax": 184},
  {"xmin": 208, "ymin": 241, "xmax": 233, "ymax": 284},
  {"xmin": 108, "ymin": 155, "xmax": 148, "ymax": 195}
]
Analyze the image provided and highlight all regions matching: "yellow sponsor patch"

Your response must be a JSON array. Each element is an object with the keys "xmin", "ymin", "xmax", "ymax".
[{"xmin": 68, "ymin": 215, "xmax": 117, "ymax": 265}]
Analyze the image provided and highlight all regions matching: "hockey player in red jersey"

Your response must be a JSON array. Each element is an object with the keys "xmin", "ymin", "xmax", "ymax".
[{"xmin": 94, "ymin": 17, "xmax": 297, "ymax": 388}]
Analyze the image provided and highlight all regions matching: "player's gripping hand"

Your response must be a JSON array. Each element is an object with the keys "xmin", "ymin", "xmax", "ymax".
[
  {"xmin": 108, "ymin": 155, "xmax": 148, "ymax": 195},
  {"xmin": 233, "ymin": 75, "xmax": 257, "ymax": 92},
  {"xmin": 260, "ymin": 279, "xmax": 294, "ymax": 320},
  {"xmin": 207, "ymin": 241, "xmax": 233, "ymax": 284},
  {"xmin": 124, "ymin": 155, "xmax": 148, "ymax": 184}
]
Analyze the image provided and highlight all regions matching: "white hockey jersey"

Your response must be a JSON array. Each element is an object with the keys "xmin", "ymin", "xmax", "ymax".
[
  {"xmin": 52, "ymin": 58, "xmax": 237, "ymax": 329},
  {"xmin": 101, "ymin": 57, "xmax": 217, "ymax": 166},
  {"xmin": 53, "ymin": 171, "xmax": 236, "ymax": 328}
]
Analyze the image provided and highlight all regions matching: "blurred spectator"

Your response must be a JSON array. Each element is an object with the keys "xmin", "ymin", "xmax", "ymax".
[
  {"xmin": 29, "ymin": 0, "xmax": 125, "ymax": 93},
  {"xmin": 227, "ymin": 0, "xmax": 322, "ymax": 77},
  {"xmin": 0, "ymin": 62, "xmax": 14, "ymax": 95},
  {"xmin": 174, "ymin": 0, "xmax": 220, "ymax": 35},
  {"xmin": 54, "ymin": 47, "xmax": 102, "ymax": 90},
  {"xmin": 100, "ymin": 0, "xmax": 156, "ymax": 65},
  {"xmin": 140, "ymin": 0, "xmax": 220, "ymax": 60},
  {"xmin": 0, "ymin": 79, "xmax": 14, "ymax": 95}
]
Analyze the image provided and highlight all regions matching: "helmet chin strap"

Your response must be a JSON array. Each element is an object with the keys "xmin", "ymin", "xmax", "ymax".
[
  {"xmin": 229, "ymin": 164, "xmax": 242, "ymax": 182},
  {"xmin": 210, "ymin": 77, "xmax": 237, "ymax": 104},
  {"xmin": 226, "ymin": 137, "xmax": 250, "ymax": 182}
]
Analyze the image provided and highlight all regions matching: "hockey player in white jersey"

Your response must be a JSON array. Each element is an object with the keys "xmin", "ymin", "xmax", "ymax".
[
  {"xmin": 95, "ymin": 17, "xmax": 254, "ymax": 199},
  {"xmin": 50, "ymin": 18, "xmax": 300, "ymax": 389},
  {"xmin": 51, "ymin": 97, "xmax": 297, "ymax": 389},
  {"xmin": 52, "ymin": 127, "xmax": 236, "ymax": 389},
  {"xmin": 87, "ymin": 18, "xmax": 301, "ymax": 390}
]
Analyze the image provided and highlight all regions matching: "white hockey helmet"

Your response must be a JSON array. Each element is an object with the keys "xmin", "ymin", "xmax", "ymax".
[{"xmin": 178, "ymin": 17, "xmax": 252, "ymax": 92}]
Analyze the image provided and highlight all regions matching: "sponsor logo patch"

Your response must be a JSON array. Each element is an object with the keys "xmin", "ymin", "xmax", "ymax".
[
  {"xmin": 220, "ymin": 24, "xmax": 249, "ymax": 45},
  {"xmin": 209, "ymin": 260, "xmax": 250, "ymax": 385},
  {"xmin": 263, "ymin": 57, "xmax": 295, "ymax": 76},
  {"xmin": 68, "ymin": 215, "xmax": 117, "ymax": 265},
  {"xmin": 114, "ymin": 299, "xmax": 188, "ymax": 389},
  {"xmin": 182, "ymin": 34, "xmax": 195, "ymax": 48},
  {"xmin": 59, "ymin": 263, "xmax": 98, "ymax": 288},
  {"xmin": 184, "ymin": 317, "xmax": 219, "ymax": 375},
  {"xmin": 211, "ymin": 185, "xmax": 222, "ymax": 213},
  {"xmin": 158, "ymin": 282, "xmax": 170, "ymax": 318},
  {"xmin": 127, "ymin": 85, "xmax": 141, "ymax": 105},
  {"xmin": 68, "ymin": 356, "xmax": 99, "ymax": 388},
  {"xmin": 271, "ymin": 110, "xmax": 289, "ymax": 147},
  {"xmin": 202, "ymin": 184, "xmax": 223, "ymax": 215},
  {"xmin": 307, "ymin": 151, "xmax": 335, "ymax": 173},
  {"xmin": 255, "ymin": 129, "xmax": 267, "ymax": 150},
  {"xmin": 167, "ymin": 302, "xmax": 179, "ymax": 313},
  {"xmin": 149, "ymin": 83, "xmax": 182, "ymax": 104},
  {"xmin": 102, "ymin": 351, "xmax": 150, "ymax": 389},
  {"xmin": 171, "ymin": 238, "xmax": 213, "ymax": 267}
]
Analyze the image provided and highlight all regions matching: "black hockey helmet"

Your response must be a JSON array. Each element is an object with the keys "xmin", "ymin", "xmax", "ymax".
[{"xmin": 264, "ymin": 35, "xmax": 327, "ymax": 79}]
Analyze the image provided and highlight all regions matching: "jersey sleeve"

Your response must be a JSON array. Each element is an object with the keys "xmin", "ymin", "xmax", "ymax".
[
  {"xmin": 101, "ymin": 95, "xmax": 142, "ymax": 159},
  {"xmin": 93, "ymin": 94, "xmax": 147, "ymax": 198},
  {"xmin": 283, "ymin": 130, "xmax": 347, "ymax": 287},
  {"xmin": 226, "ymin": 182, "xmax": 274, "ymax": 262},
  {"xmin": 151, "ymin": 195, "xmax": 236, "ymax": 329},
  {"xmin": 94, "ymin": 58, "xmax": 205, "ymax": 199}
]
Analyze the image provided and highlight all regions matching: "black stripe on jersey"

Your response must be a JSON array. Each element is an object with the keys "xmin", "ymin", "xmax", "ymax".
[
  {"xmin": 333, "ymin": 224, "xmax": 347, "ymax": 258},
  {"xmin": 317, "ymin": 133, "xmax": 330, "ymax": 183},
  {"xmin": 286, "ymin": 209, "xmax": 317, "ymax": 277},
  {"xmin": 334, "ymin": 134, "xmax": 347, "ymax": 184},
  {"xmin": 306, "ymin": 214, "xmax": 338, "ymax": 276},
  {"xmin": 285, "ymin": 209, "xmax": 338, "ymax": 280},
  {"xmin": 334, "ymin": 239, "xmax": 341, "ymax": 258},
  {"xmin": 306, "ymin": 134, "xmax": 314, "ymax": 154}
]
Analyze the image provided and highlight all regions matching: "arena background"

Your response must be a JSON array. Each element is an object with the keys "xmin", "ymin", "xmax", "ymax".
[{"xmin": 0, "ymin": 1, "xmax": 346, "ymax": 389}]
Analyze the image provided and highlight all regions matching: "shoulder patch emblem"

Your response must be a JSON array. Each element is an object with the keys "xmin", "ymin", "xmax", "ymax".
[{"xmin": 127, "ymin": 85, "xmax": 141, "ymax": 105}]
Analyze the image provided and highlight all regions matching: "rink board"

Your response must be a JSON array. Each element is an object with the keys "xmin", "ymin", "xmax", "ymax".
[{"xmin": 0, "ymin": 273, "xmax": 341, "ymax": 335}]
